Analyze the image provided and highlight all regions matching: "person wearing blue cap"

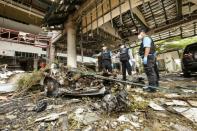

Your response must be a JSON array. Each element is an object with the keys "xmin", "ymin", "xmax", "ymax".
[{"xmin": 138, "ymin": 28, "xmax": 159, "ymax": 92}]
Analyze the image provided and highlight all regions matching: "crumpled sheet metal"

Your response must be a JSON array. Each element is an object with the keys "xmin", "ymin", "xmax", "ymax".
[
  {"xmin": 173, "ymin": 107, "xmax": 197, "ymax": 123},
  {"xmin": 62, "ymin": 86, "xmax": 107, "ymax": 96},
  {"xmin": 43, "ymin": 76, "xmax": 107, "ymax": 97},
  {"xmin": 102, "ymin": 90, "xmax": 130, "ymax": 112}
]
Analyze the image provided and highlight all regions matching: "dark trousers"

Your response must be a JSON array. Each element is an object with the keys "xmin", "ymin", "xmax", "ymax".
[
  {"xmin": 143, "ymin": 56, "xmax": 159, "ymax": 87},
  {"xmin": 154, "ymin": 62, "xmax": 160, "ymax": 81},
  {"xmin": 121, "ymin": 60, "xmax": 132, "ymax": 80},
  {"xmin": 102, "ymin": 60, "xmax": 112, "ymax": 73}
]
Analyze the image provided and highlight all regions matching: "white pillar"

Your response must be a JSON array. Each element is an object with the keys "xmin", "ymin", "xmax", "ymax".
[
  {"xmin": 49, "ymin": 43, "xmax": 55, "ymax": 63},
  {"xmin": 33, "ymin": 58, "xmax": 38, "ymax": 70},
  {"xmin": 66, "ymin": 19, "xmax": 77, "ymax": 68}
]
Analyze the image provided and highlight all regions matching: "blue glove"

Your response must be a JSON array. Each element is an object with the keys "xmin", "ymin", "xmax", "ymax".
[
  {"xmin": 143, "ymin": 56, "xmax": 148, "ymax": 65},
  {"xmin": 154, "ymin": 52, "xmax": 157, "ymax": 57}
]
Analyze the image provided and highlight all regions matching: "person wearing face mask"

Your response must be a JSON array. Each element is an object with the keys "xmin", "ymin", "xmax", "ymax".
[
  {"xmin": 96, "ymin": 46, "xmax": 112, "ymax": 73},
  {"xmin": 119, "ymin": 43, "xmax": 132, "ymax": 81},
  {"xmin": 138, "ymin": 28, "xmax": 159, "ymax": 92}
]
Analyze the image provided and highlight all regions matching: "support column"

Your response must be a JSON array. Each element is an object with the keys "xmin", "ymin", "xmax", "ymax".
[
  {"xmin": 33, "ymin": 58, "xmax": 38, "ymax": 70},
  {"xmin": 66, "ymin": 18, "xmax": 77, "ymax": 68},
  {"xmin": 49, "ymin": 42, "xmax": 55, "ymax": 63}
]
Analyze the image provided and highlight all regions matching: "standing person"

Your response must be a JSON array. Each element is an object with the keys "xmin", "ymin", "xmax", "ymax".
[
  {"xmin": 119, "ymin": 44, "xmax": 132, "ymax": 81},
  {"xmin": 138, "ymin": 28, "xmax": 159, "ymax": 92},
  {"xmin": 95, "ymin": 46, "xmax": 112, "ymax": 73},
  {"xmin": 154, "ymin": 52, "xmax": 160, "ymax": 82}
]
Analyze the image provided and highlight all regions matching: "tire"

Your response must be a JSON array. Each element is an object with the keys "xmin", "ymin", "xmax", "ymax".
[{"xmin": 183, "ymin": 70, "xmax": 191, "ymax": 77}]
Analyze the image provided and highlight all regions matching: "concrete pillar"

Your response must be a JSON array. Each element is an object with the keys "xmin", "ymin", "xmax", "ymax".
[
  {"xmin": 33, "ymin": 58, "xmax": 38, "ymax": 70},
  {"xmin": 49, "ymin": 42, "xmax": 55, "ymax": 63},
  {"xmin": 66, "ymin": 18, "xmax": 77, "ymax": 68}
]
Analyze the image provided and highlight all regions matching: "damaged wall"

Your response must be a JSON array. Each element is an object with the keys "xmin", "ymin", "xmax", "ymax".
[
  {"xmin": 158, "ymin": 51, "xmax": 182, "ymax": 72},
  {"xmin": 0, "ymin": 40, "xmax": 46, "ymax": 56}
]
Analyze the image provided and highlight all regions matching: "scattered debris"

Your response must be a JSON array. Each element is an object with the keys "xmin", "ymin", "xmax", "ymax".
[
  {"xmin": 164, "ymin": 93, "xmax": 180, "ymax": 98},
  {"xmin": 102, "ymin": 90, "xmax": 130, "ymax": 112},
  {"xmin": 6, "ymin": 114, "xmax": 17, "ymax": 119},
  {"xmin": 70, "ymin": 108, "xmax": 100, "ymax": 125},
  {"xmin": 33, "ymin": 100, "xmax": 48, "ymax": 112},
  {"xmin": 188, "ymin": 100, "xmax": 197, "ymax": 107},
  {"xmin": 0, "ymin": 96, "xmax": 8, "ymax": 101},
  {"xmin": 149, "ymin": 101, "xmax": 165, "ymax": 111},
  {"xmin": 35, "ymin": 111, "xmax": 67, "ymax": 122},
  {"xmin": 165, "ymin": 100, "xmax": 189, "ymax": 106},
  {"xmin": 171, "ymin": 124, "xmax": 192, "ymax": 131},
  {"xmin": 0, "ymin": 66, "xmax": 197, "ymax": 130},
  {"xmin": 173, "ymin": 107, "xmax": 197, "ymax": 123},
  {"xmin": 117, "ymin": 115, "xmax": 140, "ymax": 128},
  {"xmin": 0, "ymin": 84, "xmax": 15, "ymax": 92}
]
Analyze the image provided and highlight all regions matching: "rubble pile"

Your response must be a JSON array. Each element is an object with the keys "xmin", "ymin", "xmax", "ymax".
[
  {"xmin": 0, "ymin": 66, "xmax": 25, "ymax": 85},
  {"xmin": 0, "ymin": 65, "xmax": 25, "ymax": 93},
  {"xmin": 0, "ymin": 65, "xmax": 197, "ymax": 130}
]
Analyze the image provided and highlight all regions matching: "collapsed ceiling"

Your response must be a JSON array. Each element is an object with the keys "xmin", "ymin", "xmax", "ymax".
[{"xmin": 1, "ymin": 0, "xmax": 197, "ymax": 54}]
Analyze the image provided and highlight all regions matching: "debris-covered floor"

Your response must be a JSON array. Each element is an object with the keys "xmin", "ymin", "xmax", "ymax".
[{"xmin": 0, "ymin": 68, "xmax": 197, "ymax": 131}]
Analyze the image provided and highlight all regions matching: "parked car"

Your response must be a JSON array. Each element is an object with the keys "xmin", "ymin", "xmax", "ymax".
[{"xmin": 182, "ymin": 42, "xmax": 197, "ymax": 77}]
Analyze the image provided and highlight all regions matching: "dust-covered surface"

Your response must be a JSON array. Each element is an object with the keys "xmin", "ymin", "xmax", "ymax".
[{"xmin": 0, "ymin": 68, "xmax": 197, "ymax": 131}]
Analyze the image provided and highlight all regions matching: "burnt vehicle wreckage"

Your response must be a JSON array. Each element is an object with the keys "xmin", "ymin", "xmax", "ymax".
[
  {"xmin": 0, "ymin": 65, "xmax": 197, "ymax": 130},
  {"xmin": 12, "ymin": 65, "xmax": 196, "ymax": 112},
  {"xmin": 1, "ymin": 0, "xmax": 197, "ymax": 130},
  {"xmin": 39, "ymin": 67, "xmax": 136, "ymax": 113}
]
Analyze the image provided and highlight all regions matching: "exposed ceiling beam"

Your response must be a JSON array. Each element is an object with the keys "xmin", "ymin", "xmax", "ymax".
[
  {"xmin": 0, "ymin": 0, "xmax": 44, "ymax": 18},
  {"xmin": 128, "ymin": 18, "xmax": 197, "ymax": 41},
  {"xmin": 128, "ymin": 0, "xmax": 138, "ymax": 31},
  {"xmin": 188, "ymin": 0, "xmax": 197, "ymax": 5},
  {"xmin": 132, "ymin": 7, "xmax": 149, "ymax": 28},
  {"xmin": 99, "ymin": 23, "xmax": 121, "ymax": 39},
  {"xmin": 182, "ymin": 3, "xmax": 197, "ymax": 15},
  {"xmin": 147, "ymin": 2, "xmax": 158, "ymax": 28},
  {"xmin": 81, "ymin": 0, "xmax": 152, "ymax": 33},
  {"xmin": 160, "ymin": 0, "xmax": 169, "ymax": 24},
  {"xmin": 176, "ymin": 0, "xmax": 183, "ymax": 19},
  {"xmin": 73, "ymin": 0, "xmax": 97, "ymax": 21},
  {"xmin": 154, "ymin": 14, "xmax": 197, "ymax": 33},
  {"xmin": 109, "ymin": 0, "xmax": 114, "ymax": 27}
]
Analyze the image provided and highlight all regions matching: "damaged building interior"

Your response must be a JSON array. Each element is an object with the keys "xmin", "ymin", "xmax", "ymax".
[{"xmin": 0, "ymin": 0, "xmax": 197, "ymax": 130}]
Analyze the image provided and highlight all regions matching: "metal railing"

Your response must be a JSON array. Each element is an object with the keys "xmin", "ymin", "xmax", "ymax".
[{"xmin": 0, "ymin": 27, "xmax": 51, "ymax": 48}]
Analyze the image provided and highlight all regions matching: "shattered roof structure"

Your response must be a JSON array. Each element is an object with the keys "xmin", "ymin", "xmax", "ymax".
[
  {"xmin": 1, "ymin": 0, "xmax": 197, "ymax": 51},
  {"xmin": 42, "ymin": 0, "xmax": 197, "ymax": 50}
]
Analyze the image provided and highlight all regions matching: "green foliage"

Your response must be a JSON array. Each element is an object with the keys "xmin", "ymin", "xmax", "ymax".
[
  {"xmin": 16, "ymin": 71, "xmax": 44, "ymax": 92},
  {"xmin": 130, "ymin": 100, "xmax": 148, "ymax": 111},
  {"xmin": 156, "ymin": 36, "xmax": 197, "ymax": 53}
]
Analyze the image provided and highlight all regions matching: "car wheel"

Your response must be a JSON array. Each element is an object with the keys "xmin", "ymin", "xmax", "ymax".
[{"xmin": 183, "ymin": 70, "xmax": 190, "ymax": 77}]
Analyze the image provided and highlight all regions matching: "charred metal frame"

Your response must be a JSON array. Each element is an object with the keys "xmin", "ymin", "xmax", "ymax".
[
  {"xmin": 129, "ymin": 13, "xmax": 138, "ymax": 32},
  {"xmin": 118, "ymin": 0, "xmax": 123, "ymax": 25},
  {"xmin": 95, "ymin": 0, "xmax": 99, "ymax": 34},
  {"xmin": 85, "ymin": 16, "xmax": 88, "ymax": 40},
  {"xmin": 101, "ymin": 0, "xmax": 105, "ymax": 24},
  {"xmin": 160, "ymin": 0, "xmax": 169, "ymax": 24},
  {"xmin": 148, "ymin": 2, "xmax": 157, "ymax": 28},
  {"xmin": 176, "ymin": 0, "xmax": 182, "ymax": 19},
  {"xmin": 128, "ymin": 0, "xmax": 138, "ymax": 31},
  {"xmin": 133, "ymin": 13, "xmax": 148, "ymax": 30},
  {"xmin": 0, "ymin": 28, "xmax": 50, "ymax": 48},
  {"xmin": 109, "ymin": 0, "xmax": 114, "ymax": 27},
  {"xmin": 90, "ymin": 12, "xmax": 93, "ymax": 37}
]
